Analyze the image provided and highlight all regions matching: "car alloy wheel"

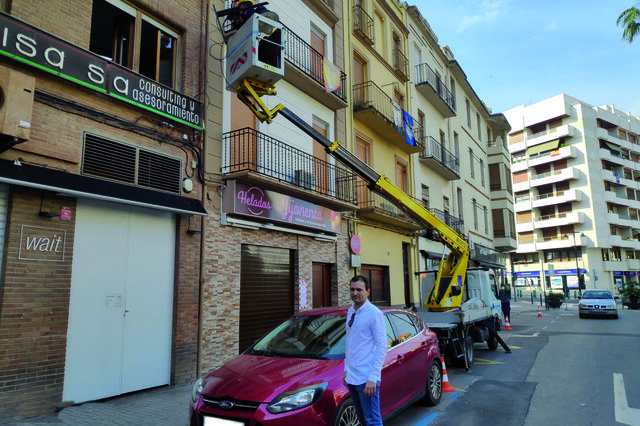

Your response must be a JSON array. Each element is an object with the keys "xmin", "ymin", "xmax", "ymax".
[
  {"xmin": 335, "ymin": 398, "xmax": 360, "ymax": 426},
  {"xmin": 424, "ymin": 358, "xmax": 442, "ymax": 406}
]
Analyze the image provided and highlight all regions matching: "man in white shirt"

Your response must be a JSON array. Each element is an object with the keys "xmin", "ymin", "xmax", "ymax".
[{"xmin": 343, "ymin": 275, "xmax": 387, "ymax": 425}]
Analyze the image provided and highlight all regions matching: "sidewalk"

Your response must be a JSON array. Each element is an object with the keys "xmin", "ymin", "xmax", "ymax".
[{"xmin": 8, "ymin": 385, "xmax": 192, "ymax": 426}]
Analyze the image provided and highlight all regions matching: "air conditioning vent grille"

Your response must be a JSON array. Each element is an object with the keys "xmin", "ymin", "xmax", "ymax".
[{"xmin": 82, "ymin": 133, "xmax": 182, "ymax": 194}]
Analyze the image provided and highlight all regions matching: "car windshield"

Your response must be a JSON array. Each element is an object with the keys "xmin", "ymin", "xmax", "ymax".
[
  {"xmin": 246, "ymin": 314, "xmax": 346, "ymax": 360},
  {"xmin": 582, "ymin": 291, "xmax": 612, "ymax": 300}
]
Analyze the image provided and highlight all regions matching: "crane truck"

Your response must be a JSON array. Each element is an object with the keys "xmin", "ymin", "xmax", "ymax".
[{"xmin": 217, "ymin": 7, "xmax": 509, "ymax": 368}]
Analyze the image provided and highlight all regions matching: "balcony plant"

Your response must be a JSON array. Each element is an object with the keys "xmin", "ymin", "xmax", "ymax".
[
  {"xmin": 547, "ymin": 291, "xmax": 564, "ymax": 308},
  {"xmin": 620, "ymin": 280, "xmax": 640, "ymax": 309}
]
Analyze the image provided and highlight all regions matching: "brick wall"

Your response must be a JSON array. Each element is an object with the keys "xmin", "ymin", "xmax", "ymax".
[
  {"xmin": 0, "ymin": 188, "xmax": 76, "ymax": 421},
  {"xmin": 0, "ymin": 0, "xmax": 206, "ymax": 421}
]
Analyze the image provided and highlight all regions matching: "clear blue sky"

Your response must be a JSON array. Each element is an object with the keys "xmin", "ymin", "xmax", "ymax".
[{"xmin": 411, "ymin": 0, "xmax": 640, "ymax": 116}]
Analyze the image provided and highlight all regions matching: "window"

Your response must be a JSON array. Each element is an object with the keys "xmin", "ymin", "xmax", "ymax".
[
  {"xmin": 457, "ymin": 188, "xmax": 463, "ymax": 221},
  {"xmin": 476, "ymin": 112, "xmax": 481, "ymax": 140},
  {"xmin": 386, "ymin": 312, "xmax": 419, "ymax": 347},
  {"xmin": 469, "ymin": 149, "xmax": 475, "ymax": 178},
  {"xmin": 90, "ymin": 0, "xmax": 178, "ymax": 87},
  {"xmin": 374, "ymin": 10, "xmax": 386, "ymax": 57},
  {"xmin": 454, "ymin": 132, "xmax": 460, "ymax": 159},
  {"xmin": 466, "ymin": 98, "xmax": 471, "ymax": 127},
  {"xmin": 395, "ymin": 161, "xmax": 407, "ymax": 192},
  {"xmin": 422, "ymin": 185, "xmax": 430, "ymax": 209},
  {"xmin": 484, "ymin": 206, "xmax": 488, "ymax": 234},
  {"xmin": 480, "ymin": 159, "xmax": 485, "ymax": 187},
  {"xmin": 473, "ymin": 199, "xmax": 478, "ymax": 230}
]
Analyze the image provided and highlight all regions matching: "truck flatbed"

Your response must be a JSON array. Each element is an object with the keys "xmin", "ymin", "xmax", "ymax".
[{"xmin": 416, "ymin": 306, "xmax": 493, "ymax": 328}]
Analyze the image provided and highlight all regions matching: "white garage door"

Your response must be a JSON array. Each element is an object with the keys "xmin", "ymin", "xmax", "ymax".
[{"xmin": 63, "ymin": 198, "xmax": 175, "ymax": 403}]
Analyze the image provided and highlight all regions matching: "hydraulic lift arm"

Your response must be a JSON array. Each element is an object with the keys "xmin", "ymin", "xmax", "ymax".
[{"xmin": 234, "ymin": 76, "xmax": 469, "ymax": 310}]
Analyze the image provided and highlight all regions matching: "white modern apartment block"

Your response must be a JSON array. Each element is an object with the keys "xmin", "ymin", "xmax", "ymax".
[
  {"xmin": 406, "ymin": 6, "xmax": 516, "ymax": 272},
  {"xmin": 505, "ymin": 93, "xmax": 640, "ymax": 294}
]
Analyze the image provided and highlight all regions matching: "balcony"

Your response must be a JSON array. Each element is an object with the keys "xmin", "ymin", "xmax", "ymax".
[
  {"xmin": 528, "ymin": 145, "xmax": 576, "ymax": 167},
  {"xmin": 418, "ymin": 135, "xmax": 460, "ymax": 180},
  {"xmin": 610, "ymin": 234, "xmax": 638, "ymax": 249},
  {"xmin": 353, "ymin": 81, "xmax": 425, "ymax": 154},
  {"xmin": 353, "ymin": 5, "xmax": 374, "ymax": 45},
  {"xmin": 414, "ymin": 63, "xmax": 456, "ymax": 118},
  {"xmin": 515, "ymin": 242, "xmax": 536, "ymax": 253},
  {"xmin": 282, "ymin": 24, "xmax": 347, "ymax": 110},
  {"xmin": 534, "ymin": 211, "xmax": 582, "ymax": 229},
  {"xmin": 515, "ymin": 198, "xmax": 532, "ymax": 213},
  {"xmin": 355, "ymin": 181, "xmax": 421, "ymax": 230},
  {"xmin": 526, "ymin": 124, "xmax": 573, "ymax": 147},
  {"xmin": 603, "ymin": 259, "xmax": 628, "ymax": 272},
  {"xmin": 428, "ymin": 207, "xmax": 465, "ymax": 235},
  {"xmin": 532, "ymin": 189, "xmax": 581, "ymax": 208},
  {"xmin": 392, "ymin": 48, "xmax": 409, "ymax": 82},
  {"xmin": 222, "ymin": 128, "xmax": 357, "ymax": 211},
  {"xmin": 607, "ymin": 211, "xmax": 638, "ymax": 228},
  {"xmin": 516, "ymin": 221, "xmax": 534, "ymax": 233},
  {"xmin": 536, "ymin": 234, "xmax": 574, "ymax": 251},
  {"xmin": 529, "ymin": 167, "xmax": 578, "ymax": 187},
  {"xmin": 493, "ymin": 230, "xmax": 517, "ymax": 252}
]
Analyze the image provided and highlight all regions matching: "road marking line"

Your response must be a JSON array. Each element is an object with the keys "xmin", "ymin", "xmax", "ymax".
[
  {"xmin": 614, "ymin": 373, "xmax": 640, "ymax": 426},
  {"xmin": 414, "ymin": 412, "xmax": 438, "ymax": 426},
  {"xmin": 474, "ymin": 358, "xmax": 504, "ymax": 365}
]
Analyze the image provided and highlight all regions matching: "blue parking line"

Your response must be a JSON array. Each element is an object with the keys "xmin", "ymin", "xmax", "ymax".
[
  {"xmin": 413, "ymin": 391, "xmax": 461, "ymax": 426},
  {"xmin": 414, "ymin": 412, "xmax": 438, "ymax": 426}
]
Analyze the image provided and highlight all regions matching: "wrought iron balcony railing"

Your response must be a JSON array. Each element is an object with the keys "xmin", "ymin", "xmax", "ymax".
[
  {"xmin": 353, "ymin": 5, "xmax": 374, "ymax": 44},
  {"xmin": 356, "ymin": 180, "xmax": 409, "ymax": 220},
  {"xmin": 392, "ymin": 48, "xmax": 409, "ymax": 80},
  {"xmin": 414, "ymin": 63, "xmax": 456, "ymax": 111},
  {"xmin": 353, "ymin": 81, "xmax": 426, "ymax": 151},
  {"xmin": 428, "ymin": 208, "xmax": 465, "ymax": 235},
  {"xmin": 282, "ymin": 24, "xmax": 347, "ymax": 102},
  {"xmin": 419, "ymin": 136, "xmax": 460, "ymax": 176},
  {"xmin": 356, "ymin": 180, "xmax": 465, "ymax": 233},
  {"xmin": 222, "ymin": 128, "xmax": 357, "ymax": 204}
]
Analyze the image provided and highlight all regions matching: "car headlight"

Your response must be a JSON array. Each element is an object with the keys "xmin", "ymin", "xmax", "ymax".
[
  {"xmin": 267, "ymin": 383, "xmax": 328, "ymax": 414},
  {"xmin": 192, "ymin": 377, "xmax": 205, "ymax": 403}
]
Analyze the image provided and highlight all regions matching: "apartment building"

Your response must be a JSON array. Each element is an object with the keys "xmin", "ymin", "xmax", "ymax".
[
  {"xmin": 201, "ymin": 0, "xmax": 354, "ymax": 374},
  {"xmin": 505, "ymin": 93, "xmax": 640, "ymax": 294},
  {"xmin": 0, "ymin": 0, "xmax": 207, "ymax": 420},
  {"xmin": 406, "ymin": 6, "xmax": 515, "ymax": 294}
]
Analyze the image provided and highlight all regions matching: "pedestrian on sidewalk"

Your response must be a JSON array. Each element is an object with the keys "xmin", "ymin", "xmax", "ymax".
[
  {"xmin": 498, "ymin": 285, "xmax": 511, "ymax": 324},
  {"xmin": 343, "ymin": 275, "xmax": 387, "ymax": 426}
]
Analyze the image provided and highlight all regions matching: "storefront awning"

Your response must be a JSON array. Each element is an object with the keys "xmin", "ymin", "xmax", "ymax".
[
  {"xmin": 526, "ymin": 139, "xmax": 560, "ymax": 156},
  {"xmin": 0, "ymin": 159, "xmax": 207, "ymax": 216},
  {"xmin": 604, "ymin": 141, "xmax": 623, "ymax": 153}
]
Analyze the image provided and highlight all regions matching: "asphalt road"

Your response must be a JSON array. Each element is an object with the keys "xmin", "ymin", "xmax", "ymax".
[{"xmin": 387, "ymin": 299, "xmax": 640, "ymax": 426}]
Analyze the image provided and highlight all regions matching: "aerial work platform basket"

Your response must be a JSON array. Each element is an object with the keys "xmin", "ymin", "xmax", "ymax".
[{"xmin": 225, "ymin": 13, "xmax": 284, "ymax": 92}]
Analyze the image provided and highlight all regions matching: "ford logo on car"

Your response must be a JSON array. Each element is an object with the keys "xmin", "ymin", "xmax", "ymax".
[{"xmin": 218, "ymin": 400, "xmax": 235, "ymax": 410}]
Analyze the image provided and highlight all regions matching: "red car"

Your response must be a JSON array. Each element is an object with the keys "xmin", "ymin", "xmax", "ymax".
[{"xmin": 189, "ymin": 306, "xmax": 442, "ymax": 426}]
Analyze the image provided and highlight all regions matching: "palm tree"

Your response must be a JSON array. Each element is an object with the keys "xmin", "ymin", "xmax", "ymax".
[{"xmin": 617, "ymin": 5, "xmax": 640, "ymax": 43}]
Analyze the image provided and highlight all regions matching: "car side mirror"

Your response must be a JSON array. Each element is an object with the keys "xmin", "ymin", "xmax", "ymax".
[{"xmin": 614, "ymin": 296, "xmax": 620, "ymax": 300}]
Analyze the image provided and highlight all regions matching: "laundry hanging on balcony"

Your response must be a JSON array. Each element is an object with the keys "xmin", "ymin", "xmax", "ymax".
[
  {"xmin": 402, "ymin": 110, "xmax": 416, "ymax": 147},
  {"xmin": 322, "ymin": 58, "xmax": 341, "ymax": 93}
]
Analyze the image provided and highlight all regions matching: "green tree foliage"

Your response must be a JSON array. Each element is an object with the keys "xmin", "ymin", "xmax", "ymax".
[{"xmin": 617, "ymin": 6, "xmax": 640, "ymax": 43}]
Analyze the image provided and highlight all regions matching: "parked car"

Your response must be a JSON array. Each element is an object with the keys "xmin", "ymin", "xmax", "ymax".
[
  {"xmin": 578, "ymin": 290, "xmax": 619, "ymax": 319},
  {"xmin": 189, "ymin": 306, "xmax": 442, "ymax": 426}
]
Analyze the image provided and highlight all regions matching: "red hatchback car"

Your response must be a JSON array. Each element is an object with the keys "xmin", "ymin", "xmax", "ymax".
[{"xmin": 189, "ymin": 306, "xmax": 442, "ymax": 426}]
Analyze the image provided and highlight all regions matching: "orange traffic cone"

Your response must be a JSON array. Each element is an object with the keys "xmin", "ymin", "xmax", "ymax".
[
  {"xmin": 504, "ymin": 316, "xmax": 512, "ymax": 330},
  {"xmin": 441, "ymin": 356, "xmax": 454, "ymax": 392},
  {"xmin": 537, "ymin": 306, "xmax": 542, "ymax": 317}
]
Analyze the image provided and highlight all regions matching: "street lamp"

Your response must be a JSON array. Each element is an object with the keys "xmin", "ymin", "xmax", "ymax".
[{"xmin": 572, "ymin": 230, "xmax": 585, "ymax": 293}]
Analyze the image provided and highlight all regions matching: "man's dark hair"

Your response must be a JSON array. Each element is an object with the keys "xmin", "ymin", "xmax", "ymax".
[{"xmin": 350, "ymin": 274, "xmax": 369, "ymax": 290}]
